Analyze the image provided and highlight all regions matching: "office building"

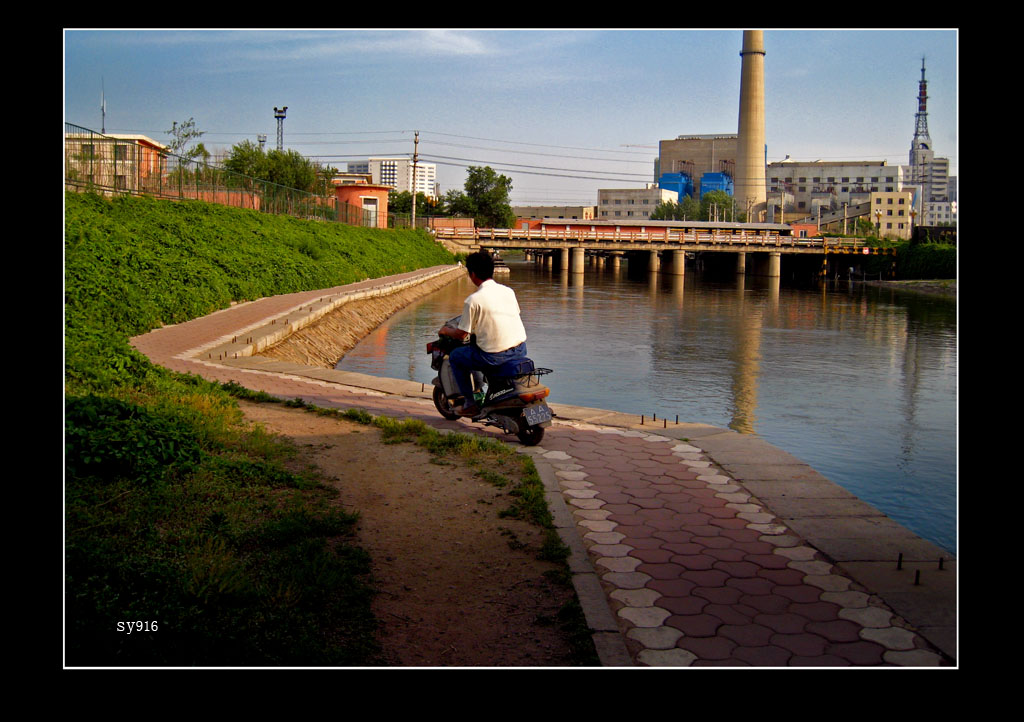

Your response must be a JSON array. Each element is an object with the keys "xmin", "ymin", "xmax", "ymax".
[{"xmin": 348, "ymin": 157, "xmax": 437, "ymax": 199}]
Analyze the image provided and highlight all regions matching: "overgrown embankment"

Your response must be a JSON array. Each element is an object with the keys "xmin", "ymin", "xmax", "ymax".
[
  {"xmin": 856, "ymin": 238, "xmax": 957, "ymax": 280},
  {"xmin": 64, "ymin": 191, "xmax": 456, "ymax": 666},
  {"xmin": 65, "ymin": 192, "xmax": 456, "ymax": 392}
]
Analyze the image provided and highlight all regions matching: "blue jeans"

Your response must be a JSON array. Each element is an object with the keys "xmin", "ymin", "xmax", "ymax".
[{"xmin": 448, "ymin": 342, "xmax": 528, "ymax": 404}]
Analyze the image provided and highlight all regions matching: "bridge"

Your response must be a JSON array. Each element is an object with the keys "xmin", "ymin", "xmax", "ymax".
[{"xmin": 431, "ymin": 220, "xmax": 894, "ymax": 278}]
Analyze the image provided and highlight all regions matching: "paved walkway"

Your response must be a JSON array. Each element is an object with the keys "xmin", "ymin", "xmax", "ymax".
[{"xmin": 130, "ymin": 266, "xmax": 956, "ymax": 667}]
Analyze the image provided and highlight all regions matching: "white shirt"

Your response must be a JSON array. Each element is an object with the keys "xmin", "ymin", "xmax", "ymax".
[{"xmin": 457, "ymin": 279, "xmax": 527, "ymax": 353}]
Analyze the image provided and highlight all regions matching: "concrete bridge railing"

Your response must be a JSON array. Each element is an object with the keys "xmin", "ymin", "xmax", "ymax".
[{"xmin": 433, "ymin": 227, "xmax": 888, "ymax": 255}]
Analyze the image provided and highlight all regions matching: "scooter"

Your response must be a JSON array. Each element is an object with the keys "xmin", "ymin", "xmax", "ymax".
[{"xmin": 426, "ymin": 317, "xmax": 553, "ymax": 446}]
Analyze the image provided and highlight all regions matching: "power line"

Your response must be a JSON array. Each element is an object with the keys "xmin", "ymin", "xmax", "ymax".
[
  {"xmin": 419, "ymin": 153, "xmax": 650, "ymax": 178},
  {"xmin": 413, "ymin": 129, "xmax": 658, "ymax": 157}
]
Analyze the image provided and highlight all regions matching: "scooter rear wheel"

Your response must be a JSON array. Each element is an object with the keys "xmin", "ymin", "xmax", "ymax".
[
  {"xmin": 516, "ymin": 415, "xmax": 545, "ymax": 446},
  {"xmin": 432, "ymin": 385, "xmax": 461, "ymax": 421}
]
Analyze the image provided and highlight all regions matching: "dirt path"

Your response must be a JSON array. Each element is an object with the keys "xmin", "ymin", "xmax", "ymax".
[{"xmin": 236, "ymin": 400, "xmax": 582, "ymax": 667}]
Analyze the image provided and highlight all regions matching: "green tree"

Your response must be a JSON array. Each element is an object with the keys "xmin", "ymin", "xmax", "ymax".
[
  {"xmin": 442, "ymin": 188, "xmax": 475, "ymax": 218},
  {"xmin": 462, "ymin": 166, "xmax": 516, "ymax": 228},
  {"xmin": 222, "ymin": 141, "xmax": 320, "ymax": 193},
  {"xmin": 265, "ymin": 149, "xmax": 317, "ymax": 192},
  {"xmin": 223, "ymin": 139, "xmax": 269, "ymax": 181},
  {"xmin": 701, "ymin": 190, "xmax": 743, "ymax": 222},
  {"xmin": 389, "ymin": 190, "xmax": 437, "ymax": 216},
  {"xmin": 856, "ymin": 217, "xmax": 876, "ymax": 237},
  {"xmin": 166, "ymin": 118, "xmax": 208, "ymax": 162},
  {"xmin": 650, "ymin": 194, "xmax": 702, "ymax": 221},
  {"xmin": 680, "ymin": 195, "xmax": 702, "ymax": 221},
  {"xmin": 650, "ymin": 200, "xmax": 680, "ymax": 221},
  {"xmin": 316, "ymin": 164, "xmax": 340, "ymax": 196}
]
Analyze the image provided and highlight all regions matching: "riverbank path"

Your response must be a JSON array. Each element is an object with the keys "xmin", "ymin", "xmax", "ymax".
[{"xmin": 130, "ymin": 266, "xmax": 956, "ymax": 667}]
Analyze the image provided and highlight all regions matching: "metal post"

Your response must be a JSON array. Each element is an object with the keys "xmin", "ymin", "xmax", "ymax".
[{"xmin": 412, "ymin": 131, "xmax": 419, "ymax": 229}]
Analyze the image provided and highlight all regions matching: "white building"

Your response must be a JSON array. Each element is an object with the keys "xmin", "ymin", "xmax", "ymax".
[
  {"xmin": 597, "ymin": 185, "xmax": 678, "ymax": 220},
  {"xmin": 922, "ymin": 200, "xmax": 957, "ymax": 227},
  {"xmin": 767, "ymin": 160, "xmax": 904, "ymax": 218},
  {"xmin": 349, "ymin": 157, "xmax": 437, "ymax": 199}
]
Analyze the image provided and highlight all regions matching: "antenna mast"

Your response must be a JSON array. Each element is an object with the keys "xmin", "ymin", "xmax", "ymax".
[
  {"xmin": 274, "ymin": 106, "xmax": 287, "ymax": 151},
  {"xmin": 913, "ymin": 57, "xmax": 931, "ymax": 145}
]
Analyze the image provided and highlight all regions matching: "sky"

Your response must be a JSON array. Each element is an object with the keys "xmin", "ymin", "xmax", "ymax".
[{"xmin": 63, "ymin": 28, "xmax": 958, "ymax": 206}]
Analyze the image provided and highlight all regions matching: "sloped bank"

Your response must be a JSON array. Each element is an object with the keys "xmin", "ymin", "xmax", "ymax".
[{"xmin": 258, "ymin": 265, "xmax": 464, "ymax": 368}]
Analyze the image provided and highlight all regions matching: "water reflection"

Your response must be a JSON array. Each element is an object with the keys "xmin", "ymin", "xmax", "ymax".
[{"xmin": 337, "ymin": 258, "xmax": 956, "ymax": 555}]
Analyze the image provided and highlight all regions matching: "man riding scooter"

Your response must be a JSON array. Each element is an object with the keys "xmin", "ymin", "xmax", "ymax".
[{"xmin": 437, "ymin": 250, "xmax": 528, "ymax": 418}]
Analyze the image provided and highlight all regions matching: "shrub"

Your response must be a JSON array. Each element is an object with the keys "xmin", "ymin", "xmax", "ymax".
[{"xmin": 65, "ymin": 395, "xmax": 203, "ymax": 486}]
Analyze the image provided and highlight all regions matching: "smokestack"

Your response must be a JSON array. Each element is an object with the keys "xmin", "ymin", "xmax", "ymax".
[{"xmin": 735, "ymin": 30, "xmax": 767, "ymax": 221}]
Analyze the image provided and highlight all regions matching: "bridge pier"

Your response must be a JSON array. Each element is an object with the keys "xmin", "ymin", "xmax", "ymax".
[
  {"xmin": 737, "ymin": 251, "xmax": 746, "ymax": 275},
  {"xmin": 649, "ymin": 250, "xmax": 660, "ymax": 273},
  {"xmin": 571, "ymin": 247, "xmax": 585, "ymax": 274},
  {"xmin": 609, "ymin": 252, "xmax": 623, "ymax": 270},
  {"xmin": 667, "ymin": 249, "xmax": 686, "ymax": 276},
  {"xmin": 768, "ymin": 251, "xmax": 781, "ymax": 278}
]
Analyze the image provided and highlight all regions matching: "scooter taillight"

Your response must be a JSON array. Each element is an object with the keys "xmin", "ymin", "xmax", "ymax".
[
  {"xmin": 519, "ymin": 387, "xmax": 550, "ymax": 403},
  {"xmin": 426, "ymin": 341, "xmax": 437, "ymax": 353}
]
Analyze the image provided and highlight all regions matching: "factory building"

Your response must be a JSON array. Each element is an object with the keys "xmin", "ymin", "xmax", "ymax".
[
  {"xmin": 655, "ymin": 134, "xmax": 738, "ymax": 200},
  {"xmin": 512, "ymin": 205, "xmax": 596, "ymax": 221},
  {"xmin": 597, "ymin": 185, "xmax": 678, "ymax": 220}
]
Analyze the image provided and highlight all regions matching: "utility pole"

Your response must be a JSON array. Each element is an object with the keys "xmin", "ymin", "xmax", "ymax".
[{"xmin": 411, "ymin": 131, "xmax": 419, "ymax": 229}]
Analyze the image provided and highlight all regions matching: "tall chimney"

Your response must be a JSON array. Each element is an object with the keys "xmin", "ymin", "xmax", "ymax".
[{"xmin": 735, "ymin": 30, "xmax": 767, "ymax": 221}]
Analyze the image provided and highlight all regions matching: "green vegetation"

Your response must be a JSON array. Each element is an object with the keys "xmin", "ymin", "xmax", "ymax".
[
  {"xmin": 65, "ymin": 191, "xmax": 454, "ymax": 394},
  {"xmin": 64, "ymin": 191, "xmax": 595, "ymax": 666},
  {"xmin": 64, "ymin": 191, "xmax": 456, "ymax": 666},
  {"xmin": 856, "ymin": 236, "xmax": 956, "ymax": 280},
  {"xmin": 222, "ymin": 140, "xmax": 336, "ymax": 195},
  {"xmin": 388, "ymin": 190, "xmax": 444, "ymax": 217},
  {"xmin": 891, "ymin": 240, "xmax": 956, "ymax": 279},
  {"xmin": 442, "ymin": 166, "xmax": 516, "ymax": 228},
  {"xmin": 650, "ymin": 190, "xmax": 746, "ymax": 223}
]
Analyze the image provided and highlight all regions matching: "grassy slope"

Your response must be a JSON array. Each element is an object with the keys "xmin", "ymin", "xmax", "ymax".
[{"xmin": 64, "ymin": 192, "xmax": 455, "ymax": 666}]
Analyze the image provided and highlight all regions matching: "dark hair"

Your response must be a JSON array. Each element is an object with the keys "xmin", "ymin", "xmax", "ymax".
[{"xmin": 465, "ymin": 250, "xmax": 494, "ymax": 280}]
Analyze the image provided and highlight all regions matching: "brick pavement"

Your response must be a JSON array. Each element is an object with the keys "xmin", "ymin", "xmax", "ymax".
[{"xmin": 128, "ymin": 267, "xmax": 954, "ymax": 667}]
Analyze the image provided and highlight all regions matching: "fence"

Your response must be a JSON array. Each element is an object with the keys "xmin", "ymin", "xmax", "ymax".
[{"xmin": 64, "ymin": 123, "xmax": 377, "ymax": 226}]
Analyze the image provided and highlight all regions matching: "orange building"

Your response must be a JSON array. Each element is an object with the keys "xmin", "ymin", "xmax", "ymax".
[
  {"xmin": 789, "ymin": 222, "xmax": 819, "ymax": 238},
  {"xmin": 334, "ymin": 182, "xmax": 390, "ymax": 229},
  {"xmin": 65, "ymin": 132, "xmax": 167, "ymax": 193}
]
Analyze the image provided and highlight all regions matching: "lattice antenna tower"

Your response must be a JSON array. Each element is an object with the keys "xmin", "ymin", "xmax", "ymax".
[
  {"xmin": 913, "ymin": 57, "xmax": 931, "ymax": 148},
  {"xmin": 274, "ymin": 106, "xmax": 287, "ymax": 151}
]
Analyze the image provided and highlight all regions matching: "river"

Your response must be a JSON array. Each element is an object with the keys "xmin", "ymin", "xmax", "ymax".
[{"xmin": 337, "ymin": 258, "xmax": 957, "ymax": 556}]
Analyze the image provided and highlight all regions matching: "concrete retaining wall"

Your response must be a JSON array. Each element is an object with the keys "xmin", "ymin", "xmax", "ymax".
[{"xmin": 257, "ymin": 265, "xmax": 464, "ymax": 368}]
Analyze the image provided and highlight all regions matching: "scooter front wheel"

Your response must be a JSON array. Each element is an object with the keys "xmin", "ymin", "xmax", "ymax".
[{"xmin": 432, "ymin": 385, "xmax": 461, "ymax": 421}]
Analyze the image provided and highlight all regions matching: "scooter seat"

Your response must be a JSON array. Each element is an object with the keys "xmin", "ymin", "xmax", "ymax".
[{"xmin": 489, "ymin": 357, "xmax": 535, "ymax": 379}]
